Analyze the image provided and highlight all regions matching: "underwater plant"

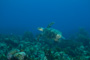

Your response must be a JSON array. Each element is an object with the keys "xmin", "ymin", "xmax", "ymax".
[
  {"xmin": 76, "ymin": 28, "xmax": 90, "ymax": 46},
  {"xmin": 22, "ymin": 31, "xmax": 34, "ymax": 42}
]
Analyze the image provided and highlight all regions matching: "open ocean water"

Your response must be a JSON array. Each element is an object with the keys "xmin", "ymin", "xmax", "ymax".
[{"xmin": 0, "ymin": 0, "xmax": 90, "ymax": 60}]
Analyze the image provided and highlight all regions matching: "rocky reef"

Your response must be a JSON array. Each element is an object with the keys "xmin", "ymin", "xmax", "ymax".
[{"xmin": 0, "ymin": 29, "xmax": 90, "ymax": 60}]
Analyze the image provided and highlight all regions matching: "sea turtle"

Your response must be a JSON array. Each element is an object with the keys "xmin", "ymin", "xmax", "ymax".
[{"xmin": 37, "ymin": 22, "xmax": 65, "ymax": 42}]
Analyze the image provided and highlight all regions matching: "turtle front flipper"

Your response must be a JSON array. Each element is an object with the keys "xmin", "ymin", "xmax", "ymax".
[
  {"xmin": 37, "ymin": 27, "xmax": 44, "ymax": 32},
  {"xmin": 47, "ymin": 22, "xmax": 55, "ymax": 28}
]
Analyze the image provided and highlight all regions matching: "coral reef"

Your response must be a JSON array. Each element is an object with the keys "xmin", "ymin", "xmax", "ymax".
[{"xmin": 0, "ymin": 28, "xmax": 90, "ymax": 60}]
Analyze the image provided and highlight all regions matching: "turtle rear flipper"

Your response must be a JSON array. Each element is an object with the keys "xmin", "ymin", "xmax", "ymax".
[{"xmin": 47, "ymin": 22, "xmax": 55, "ymax": 28}]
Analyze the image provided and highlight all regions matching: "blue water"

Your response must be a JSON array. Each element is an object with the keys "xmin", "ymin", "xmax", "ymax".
[{"xmin": 0, "ymin": 0, "xmax": 90, "ymax": 37}]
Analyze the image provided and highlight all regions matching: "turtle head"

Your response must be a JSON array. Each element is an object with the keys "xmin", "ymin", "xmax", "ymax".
[
  {"xmin": 37, "ymin": 27, "xmax": 44, "ymax": 32},
  {"xmin": 54, "ymin": 34, "xmax": 65, "ymax": 42}
]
